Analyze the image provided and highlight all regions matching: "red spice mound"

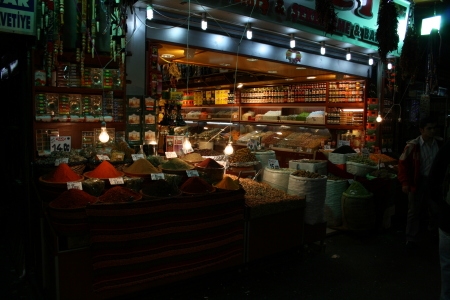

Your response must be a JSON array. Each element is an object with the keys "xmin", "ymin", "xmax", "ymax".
[
  {"xmin": 49, "ymin": 189, "xmax": 98, "ymax": 209},
  {"xmin": 180, "ymin": 176, "xmax": 214, "ymax": 194},
  {"xmin": 99, "ymin": 186, "xmax": 142, "ymax": 203},
  {"xmin": 46, "ymin": 163, "xmax": 81, "ymax": 183},
  {"xmin": 196, "ymin": 158, "xmax": 223, "ymax": 169},
  {"xmin": 87, "ymin": 161, "xmax": 122, "ymax": 178}
]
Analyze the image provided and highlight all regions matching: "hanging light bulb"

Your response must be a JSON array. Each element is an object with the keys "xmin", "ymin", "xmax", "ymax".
[
  {"xmin": 387, "ymin": 62, "xmax": 393, "ymax": 69},
  {"xmin": 376, "ymin": 112, "xmax": 383, "ymax": 122},
  {"xmin": 224, "ymin": 140, "xmax": 234, "ymax": 155},
  {"xmin": 182, "ymin": 135, "xmax": 193, "ymax": 153},
  {"xmin": 320, "ymin": 42, "xmax": 326, "ymax": 55},
  {"xmin": 146, "ymin": 4, "xmax": 153, "ymax": 20},
  {"xmin": 368, "ymin": 54, "xmax": 374, "ymax": 66},
  {"xmin": 346, "ymin": 49, "xmax": 351, "ymax": 61},
  {"xmin": 290, "ymin": 34, "xmax": 295, "ymax": 48},
  {"xmin": 246, "ymin": 23, "xmax": 252, "ymax": 40},
  {"xmin": 201, "ymin": 12, "xmax": 207, "ymax": 30},
  {"xmin": 99, "ymin": 122, "xmax": 110, "ymax": 143}
]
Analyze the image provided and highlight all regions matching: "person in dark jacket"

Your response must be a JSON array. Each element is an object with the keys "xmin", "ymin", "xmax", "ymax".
[
  {"xmin": 429, "ymin": 139, "xmax": 450, "ymax": 300},
  {"xmin": 398, "ymin": 116, "xmax": 443, "ymax": 247}
]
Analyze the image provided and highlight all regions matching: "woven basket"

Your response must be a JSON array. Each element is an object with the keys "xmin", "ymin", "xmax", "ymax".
[{"xmin": 346, "ymin": 161, "xmax": 377, "ymax": 177}]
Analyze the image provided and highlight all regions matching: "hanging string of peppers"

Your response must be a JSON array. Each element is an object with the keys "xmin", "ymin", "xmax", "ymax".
[
  {"xmin": 376, "ymin": 0, "xmax": 399, "ymax": 63},
  {"xmin": 399, "ymin": 4, "xmax": 419, "ymax": 81}
]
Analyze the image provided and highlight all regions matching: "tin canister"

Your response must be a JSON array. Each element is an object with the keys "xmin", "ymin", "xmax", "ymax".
[{"xmin": 35, "ymin": 70, "xmax": 46, "ymax": 86}]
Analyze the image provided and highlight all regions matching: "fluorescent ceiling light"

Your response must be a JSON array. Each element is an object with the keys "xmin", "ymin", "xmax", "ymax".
[{"xmin": 307, "ymin": 76, "xmax": 316, "ymax": 79}]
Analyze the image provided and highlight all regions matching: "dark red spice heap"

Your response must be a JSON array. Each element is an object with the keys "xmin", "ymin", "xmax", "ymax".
[
  {"xmin": 196, "ymin": 158, "xmax": 223, "ymax": 169},
  {"xmin": 49, "ymin": 189, "xmax": 98, "ymax": 209},
  {"xmin": 99, "ymin": 186, "xmax": 142, "ymax": 203},
  {"xmin": 87, "ymin": 161, "xmax": 122, "ymax": 178},
  {"xmin": 45, "ymin": 163, "xmax": 81, "ymax": 183},
  {"xmin": 180, "ymin": 176, "xmax": 214, "ymax": 194}
]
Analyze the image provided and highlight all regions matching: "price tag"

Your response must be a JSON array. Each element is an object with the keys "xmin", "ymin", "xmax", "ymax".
[
  {"xmin": 96, "ymin": 154, "xmax": 110, "ymax": 161},
  {"xmin": 247, "ymin": 139, "xmax": 258, "ymax": 151},
  {"xmin": 151, "ymin": 173, "xmax": 165, "ymax": 180},
  {"xmin": 67, "ymin": 181, "xmax": 82, "ymax": 190},
  {"xmin": 379, "ymin": 162, "xmax": 385, "ymax": 168},
  {"xmin": 295, "ymin": 147, "xmax": 301, "ymax": 152},
  {"xmin": 362, "ymin": 148, "xmax": 370, "ymax": 158},
  {"xmin": 165, "ymin": 152, "xmax": 177, "ymax": 158},
  {"xmin": 324, "ymin": 145, "xmax": 331, "ymax": 150},
  {"xmin": 354, "ymin": 148, "xmax": 361, "ymax": 153},
  {"xmin": 186, "ymin": 170, "xmax": 199, "ymax": 177},
  {"xmin": 348, "ymin": 179, "xmax": 354, "ymax": 185},
  {"xmin": 50, "ymin": 136, "xmax": 71, "ymax": 153},
  {"xmin": 341, "ymin": 140, "xmax": 351, "ymax": 147},
  {"xmin": 382, "ymin": 148, "xmax": 387, "ymax": 153},
  {"xmin": 109, "ymin": 177, "xmax": 124, "ymax": 185},
  {"xmin": 387, "ymin": 148, "xmax": 392, "ymax": 153},
  {"xmin": 131, "ymin": 154, "xmax": 145, "ymax": 161},
  {"xmin": 54, "ymin": 157, "xmax": 69, "ymax": 166},
  {"xmin": 306, "ymin": 148, "xmax": 312, "ymax": 153},
  {"xmin": 269, "ymin": 144, "xmax": 273, "ymax": 149},
  {"xmin": 268, "ymin": 159, "xmax": 280, "ymax": 169}
]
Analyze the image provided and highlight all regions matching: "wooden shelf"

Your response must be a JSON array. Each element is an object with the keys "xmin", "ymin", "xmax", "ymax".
[{"xmin": 34, "ymin": 86, "xmax": 124, "ymax": 95}]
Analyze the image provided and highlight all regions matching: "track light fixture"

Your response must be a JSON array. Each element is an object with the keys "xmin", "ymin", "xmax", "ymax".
[
  {"xmin": 146, "ymin": 4, "xmax": 153, "ymax": 20},
  {"xmin": 368, "ymin": 54, "xmax": 374, "ymax": 66},
  {"xmin": 320, "ymin": 42, "xmax": 326, "ymax": 55},
  {"xmin": 246, "ymin": 23, "xmax": 252, "ymax": 40},
  {"xmin": 346, "ymin": 49, "xmax": 351, "ymax": 61},
  {"xmin": 290, "ymin": 34, "xmax": 295, "ymax": 48},
  {"xmin": 201, "ymin": 13, "xmax": 207, "ymax": 30}
]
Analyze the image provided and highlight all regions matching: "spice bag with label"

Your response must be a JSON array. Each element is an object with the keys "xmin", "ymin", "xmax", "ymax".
[
  {"xmin": 287, "ymin": 170, "xmax": 327, "ymax": 225},
  {"xmin": 341, "ymin": 181, "xmax": 375, "ymax": 231}
]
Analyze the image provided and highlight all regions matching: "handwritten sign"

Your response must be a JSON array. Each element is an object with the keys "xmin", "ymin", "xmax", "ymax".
[
  {"xmin": 131, "ymin": 154, "xmax": 145, "ymax": 161},
  {"xmin": 151, "ymin": 173, "xmax": 165, "ymax": 180},
  {"xmin": 50, "ymin": 136, "xmax": 71, "ymax": 153},
  {"xmin": 165, "ymin": 152, "xmax": 177, "ymax": 158},
  {"xmin": 67, "ymin": 181, "xmax": 82, "ymax": 190},
  {"xmin": 186, "ymin": 170, "xmax": 199, "ymax": 177},
  {"xmin": 109, "ymin": 177, "xmax": 124, "ymax": 185},
  {"xmin": 96, "ymin": 154, "xmax": 110, "ymax": 161},
  {"xmin": 54, "ymin": 157, "xmax": 69, "ymax": 166},
  {"xmin": 268, "ymin": 159, "xmax": 280, "ymax": 169}
]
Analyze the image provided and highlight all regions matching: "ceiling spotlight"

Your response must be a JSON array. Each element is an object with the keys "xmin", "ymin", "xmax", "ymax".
[
  {"xmin": 290, "ymin": 34, "xmax": 295, "ymax": 48},
  {"xmin": 387, "ymin": 61, "xmax": 393, "ymax": 69},
  {"xmin": 201, "ymin": 13, "xmax": 207, "ymax": 30},
  {"xmin": 237, "ymin": 83, "xmax": 244, "ymax": 88},
  {"xmin": 246, "ymin": 23, "xmax": 252, "ymax": 40},
  {"xmin": 346, "ymin": 49, "xmax": 351, "ymax": 61},
  {"xmin": 368, "ymin": 54, "xmax": 374, "ymax": 66},
  {"xmin": 320, "ymin": 42, "xmax": 326, "ymax": 55}
]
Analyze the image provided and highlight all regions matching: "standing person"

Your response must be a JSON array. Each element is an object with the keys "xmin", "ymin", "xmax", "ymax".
[
  {"xmin": 429, "ymin": 139, "xmax": 450, "ymax": 300},
  {"xmin": 398, "ymin": 116, "xmax": 443, "ymax": 248}
]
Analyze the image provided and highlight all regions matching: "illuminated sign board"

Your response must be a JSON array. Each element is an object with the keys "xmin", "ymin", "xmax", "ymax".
[{"xmin": 0, "ymin": 0, "xmax": 35, "ymax": 36}]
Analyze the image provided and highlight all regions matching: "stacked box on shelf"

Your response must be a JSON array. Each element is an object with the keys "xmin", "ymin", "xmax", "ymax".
[
  {"xmin": 126, "ymin": 95, "xmax": 143, "ymax": 146},
  {"xmin": 365, "ymin": 98, "xmax": 379, "ymax": 148},
  {"xmin": 143, "ymin": 96, "xmax": 157, "ymax": 144}
]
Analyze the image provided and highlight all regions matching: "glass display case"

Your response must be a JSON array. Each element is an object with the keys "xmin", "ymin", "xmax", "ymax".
[
  {"xmin": 240, "ymin": 106, "xmax": 326, "ymax": 125},
  {"xmin": 182, "ymin": 106, "xmax": 239, "ymax": 121},
  {"xmin": 236, "ymin": 123, "xmax": 331, "ymax": 153}
]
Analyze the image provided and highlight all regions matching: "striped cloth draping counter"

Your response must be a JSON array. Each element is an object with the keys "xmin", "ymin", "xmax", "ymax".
[{"xmin": 85, "ymin": 189, "xmax": 246, "ymax": 293}]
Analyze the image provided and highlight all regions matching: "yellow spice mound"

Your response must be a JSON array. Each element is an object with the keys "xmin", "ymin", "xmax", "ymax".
[
  {"xmin": 214, "ymin": 176, "xmax": 240, "ymax": 190},
  {"xmin": 124, "ymin": 158, "xmax": 160, "ymax": 174}
]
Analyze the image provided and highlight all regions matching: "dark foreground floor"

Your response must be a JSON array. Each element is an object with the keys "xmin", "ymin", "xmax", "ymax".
[{"xmin": 2, "ymin": 221, "xmax": 441, "ymax": 300}]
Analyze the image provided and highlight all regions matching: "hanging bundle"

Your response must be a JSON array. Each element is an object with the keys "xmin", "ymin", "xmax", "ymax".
[
  {"xmin": 399, "ymin": 25, "xmax": 419, "ymax": 80},
  {"xmin": 376, "ymin": 0, "xmax": 399, "ymax": 63},
  {"xmin": 315, "ymin": 0, "xmax": 337, "ymax": 35}
]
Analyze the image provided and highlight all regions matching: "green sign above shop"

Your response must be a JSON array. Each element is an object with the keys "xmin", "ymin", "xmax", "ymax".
[{"xmin": 199, "ymin": 0, "xmax": 410, "ymax": 56}]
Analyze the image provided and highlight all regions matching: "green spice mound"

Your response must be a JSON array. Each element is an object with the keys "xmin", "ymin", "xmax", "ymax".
[
  {"xmin": 161, "ymin": 158, "xmax": 194, "ymax": 170},
  {"xmin": 343, "ymin": 181, "xmax": 372, "ymax": 197}
]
